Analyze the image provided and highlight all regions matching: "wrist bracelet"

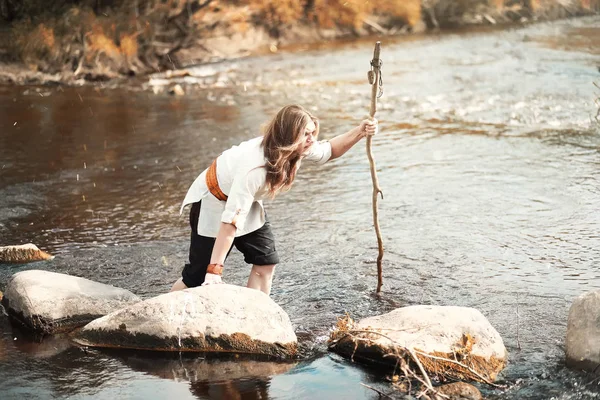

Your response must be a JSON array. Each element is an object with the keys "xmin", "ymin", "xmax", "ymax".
[{"xmin": 207, "ymin": 263, "xmax": 224, "ymax": 276}]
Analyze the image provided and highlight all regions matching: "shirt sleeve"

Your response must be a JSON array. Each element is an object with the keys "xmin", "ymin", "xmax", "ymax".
[
  {"xmin": 303, "ymin": 140, "xmax": 332, "ymax": 165},
  {"xmin": 221, "ymin": 167, "xmax": 266, "ymax": 231}
]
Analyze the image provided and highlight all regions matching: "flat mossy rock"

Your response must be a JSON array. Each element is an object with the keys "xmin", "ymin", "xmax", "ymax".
[
  {"xmin": 1, "ymin": 270, "xmax": 140, "ymax": 334},
  {"xmin": 329, "ymin": 305, "xmax": 507, "ymax": 383},
  {"xmin": 0, "ymin": 244, "xmax": 54, "ymax": 263},
  {"xmin": 74, "ymin": 284, "xmax": 298, "ymax": 358},
  {"xmin": 566, "ymin": 290, "xmax": 600, "ymax": 373}
]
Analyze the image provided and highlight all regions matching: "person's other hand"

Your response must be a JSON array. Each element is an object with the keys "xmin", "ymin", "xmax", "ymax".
[
  {"xmin": 359, "ymin": 118, "xmax": 378, "ymax": 137},
  {"xmin": 201, "ymin": 273, "xmax": 223, "ymax": 286}
]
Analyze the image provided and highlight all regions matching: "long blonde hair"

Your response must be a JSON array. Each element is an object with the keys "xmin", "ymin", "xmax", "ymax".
[{"xmin": 262, "ymin": 105, "xmax": 319, "ymax": 198}]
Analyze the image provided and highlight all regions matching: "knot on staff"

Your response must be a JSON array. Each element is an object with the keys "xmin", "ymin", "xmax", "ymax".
[
  {"xmin": 368, "ymin": 59, "xmax": 384, "ymax": 98},
  {"xmin": 366, "ymin": 41, "xmax": 384, "ymax": 294}
]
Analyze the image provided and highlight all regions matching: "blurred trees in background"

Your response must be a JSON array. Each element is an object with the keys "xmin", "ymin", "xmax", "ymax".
[{"xmin": 0, "ymin": 0, "xmax": 598, "ymax": 79}]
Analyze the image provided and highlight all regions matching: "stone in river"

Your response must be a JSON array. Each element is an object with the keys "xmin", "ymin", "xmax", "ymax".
[
  {"xmin": 0, "ymin": 243, "xmax": 54, "ymax": 263},
  {"xmin": 74, "ymin": 284, "xmax": 297, "ymax": 358},
  {"xmin": 566, "ymin": 290, "xmax": 600, "ymax": 373},
  {"xmin": 437, "ymin": 381, "xmax": 482, "ymax": 400},
  {"xmin": 329, "ymin": 305, "xmax": 507, "ymax": 383},
  {"xmin": 1, "ymin": 270, "xmax": 140, "ymax": 334}
]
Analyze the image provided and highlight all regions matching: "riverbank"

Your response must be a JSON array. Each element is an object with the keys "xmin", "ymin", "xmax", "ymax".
[{"xmin": 0, "ymin": 0, "xmax": 599, "ymax": 86}]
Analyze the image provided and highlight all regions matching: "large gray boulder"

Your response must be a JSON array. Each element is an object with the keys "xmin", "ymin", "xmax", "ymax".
[
  {"xmin": 1, "ymin": 270, "xmax": 140, "ymax": 334},
  {"xmin": 74, "ymin": 284, "xmax": 297, "ymax": 358},
  {"xmin": 329, "ymin": 305, "xmax": 507, "ymax": 383},
  {"xmin": 566, "ymin": 290, "xmax": 600, "ymax": 373}
]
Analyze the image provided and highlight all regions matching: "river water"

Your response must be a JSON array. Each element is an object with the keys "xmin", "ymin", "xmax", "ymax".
[{"xmin": 1, "ymin": 16, "xmax": 599, "ymax": 399}]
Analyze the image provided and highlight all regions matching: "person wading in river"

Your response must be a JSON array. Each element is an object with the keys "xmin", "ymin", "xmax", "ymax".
[{"xmin": 170, "ymin": 104, "xmax": 378, "ymax": 295}]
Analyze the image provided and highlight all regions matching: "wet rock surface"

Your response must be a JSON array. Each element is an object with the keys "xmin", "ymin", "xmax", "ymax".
[
  {"xmin": 330, "ymin": 305, "xmax": 507, "ymax": 383},
  {"xmin": 75, "ymin": 284, "xmax": 297, "ymax": 358},
  {"xmin": 437, "ymin": 382, "xmax": 482, "ymax": 400},
  {"xmin": 1, "ymin": 270, "xmax": 140, "ymax": 334},
  {"xmin": 566, "ymin": 290, "xmax": 600, "ymax": 373},
  {"xmin": 0, "ymin": 244, "xmax": 54, "ymax": 264}
]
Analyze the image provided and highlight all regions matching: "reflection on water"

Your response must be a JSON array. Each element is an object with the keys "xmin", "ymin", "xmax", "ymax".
[
  {"xmin": 1, "ymin": 15, "xmax": 600, "ymax": 400},
  {"xmin": 111, "ymin": 352, "xmax": 296, "ymax": 400},
  {"xmin": 0, "ymin": 86, "xmax": 248, "ymax": 252}
]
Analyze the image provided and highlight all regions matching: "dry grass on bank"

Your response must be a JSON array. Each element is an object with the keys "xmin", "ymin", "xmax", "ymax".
[
  {"xmin": 9, "ymin": 9, "xmax": 141, "ymax": 77},
  {"xmin": 5, "ymin": 1, "xmax": 206, "ymax": 78},
  {"xmin": 306, "ymin": 0, "xmax": 421, "ymax": 30},
  {"xmin": 3, "ymin": 0, "xmax": 427, "ymax": 77}
]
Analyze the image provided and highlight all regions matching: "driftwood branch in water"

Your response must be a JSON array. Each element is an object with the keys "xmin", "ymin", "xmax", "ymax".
[{"xmin": 367, "ymin": 41, "xmax": 384, "ymax": 293}]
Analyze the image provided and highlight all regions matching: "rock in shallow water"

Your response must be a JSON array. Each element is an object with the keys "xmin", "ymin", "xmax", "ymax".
[
  {"xmin": 437, "ymin": 382, "xmax": 482, "ymax": 400},
  {"xmin": 566, "ymin": 290, "xmax": 600, "ymax": 373},
  {"xmin": 1, "ymin": 270, "xmax": 140, "ymax": 334},
  {"xmin": 329, "ymin": 305, "xmax": 507, "ymax": 383},
  {"xmin": 0, "ymin": 243, "xmax": 54, "ymax": 263},
  {"xmin": 74, "ymin": 284, "xmax": 297, "ymax": 358}
]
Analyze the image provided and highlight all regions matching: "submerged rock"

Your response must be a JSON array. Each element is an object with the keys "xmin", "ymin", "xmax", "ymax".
[
  {"xmin": 329, "ymin": 305, "xmax": 506, "ymax": 383},
  {"xmin": 437, "ymin": 382, "xmax": 482, "ymax": 400},
  {"xmin": 566, "ymin": 290, "xmax": 600, "ymax": 373},
  {"xmin": 1, "ymin": 270, "xmax": 140, "ymax": 334},
  {"xmin": 0, "ymin": 244, "xmax": 54, "ymax": 263},
  {"xmin": 74, "ymin": 284, "xmax": 297, "ymax": 358}
]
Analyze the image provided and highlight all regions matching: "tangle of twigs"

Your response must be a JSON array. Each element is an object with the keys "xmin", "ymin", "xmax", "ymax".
[{"xmin": 330, "ymin": 327, "xmax": 507, "ymax": 398}]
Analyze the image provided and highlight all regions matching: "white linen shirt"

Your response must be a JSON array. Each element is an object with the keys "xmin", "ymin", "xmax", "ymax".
[{"xmin": 180, "ymin": 136, "xmax": 332, "ymax": 237}]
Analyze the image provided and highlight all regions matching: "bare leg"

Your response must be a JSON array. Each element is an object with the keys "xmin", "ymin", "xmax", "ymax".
[
  {"xmin": 246, "ymin": 264, "xmax": 276, "ymax": 295},
  {"xmin": 170, "ymin": 278, "xmax": 188, "ymax": 292}
]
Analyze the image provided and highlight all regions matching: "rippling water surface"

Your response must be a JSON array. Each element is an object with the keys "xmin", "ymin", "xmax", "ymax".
[{"xmin": 1, "ymin": 16, "xmax": 600, "ymax": 399}]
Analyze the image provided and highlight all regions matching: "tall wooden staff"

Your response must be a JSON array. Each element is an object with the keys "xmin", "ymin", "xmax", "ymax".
[{"xmin": 367, "ymin": 42, "xmax": 384, "ymax": 293}]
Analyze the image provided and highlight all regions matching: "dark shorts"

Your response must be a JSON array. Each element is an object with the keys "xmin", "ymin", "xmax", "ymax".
[{"xmin": 181, "ymin": 201, "xmax": 280, "ymax": 288}]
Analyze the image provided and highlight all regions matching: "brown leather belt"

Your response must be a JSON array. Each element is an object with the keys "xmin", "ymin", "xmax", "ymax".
[{"xmin": 206, "ymin": 159, "xmax": 228, "ymax": 202}]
